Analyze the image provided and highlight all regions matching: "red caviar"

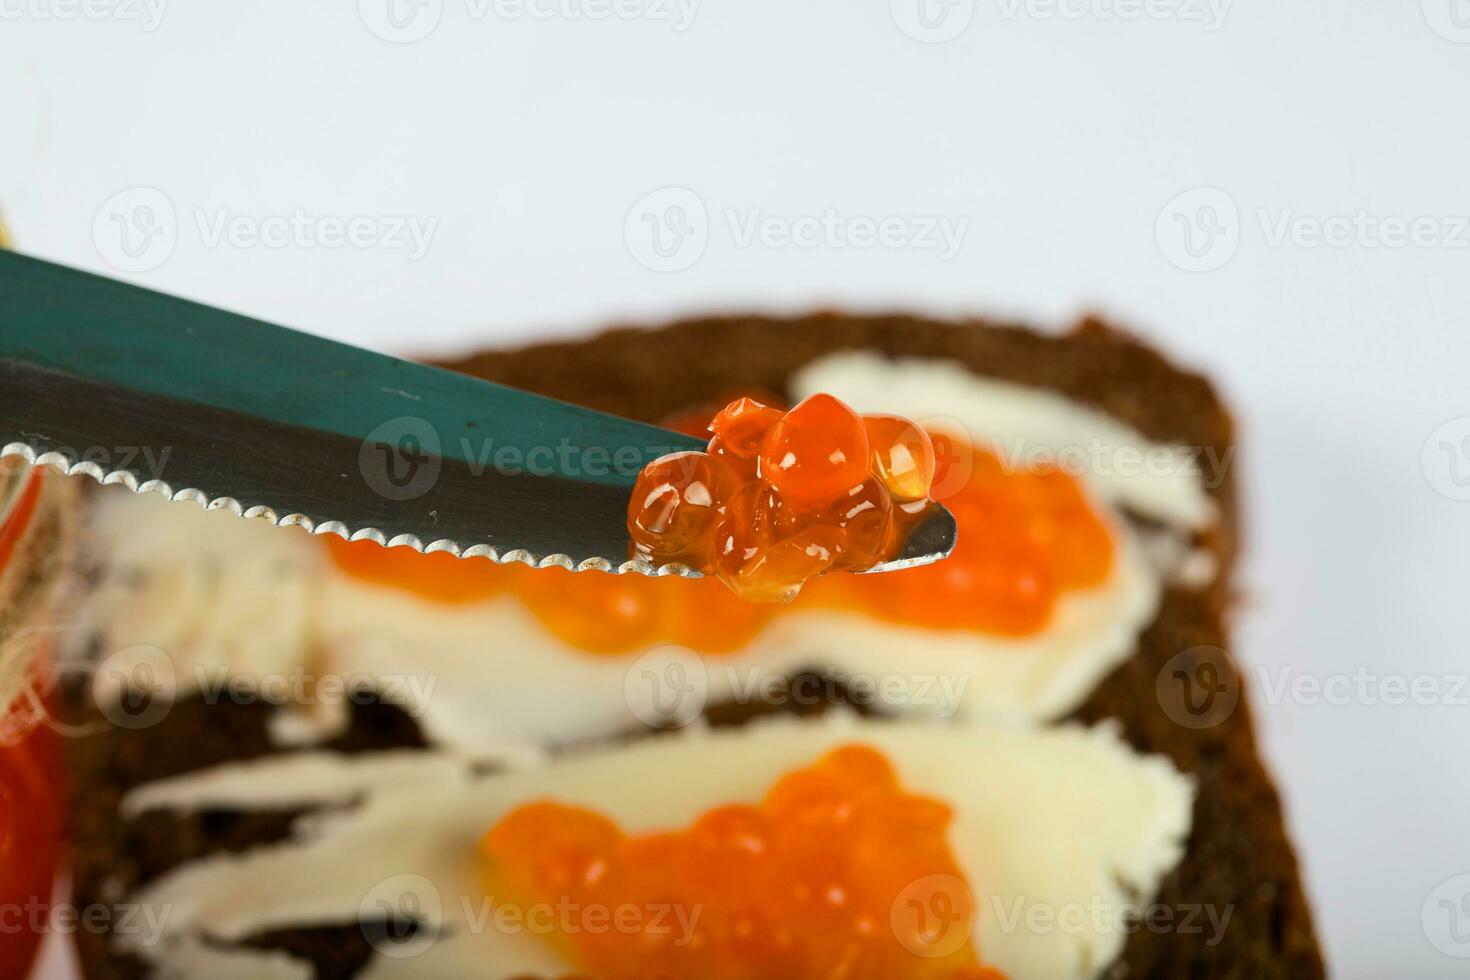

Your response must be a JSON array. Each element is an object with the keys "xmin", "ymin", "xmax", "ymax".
[
  {"xmin": 479, "ymin": 745, "xmax": 1005, "ymax": 980},
  {"xmin": 324, "ymin": 535, "xmax": 773, "ymax": 655},
  {"xmin": 815, "ymin": 444, "xmax": 1114, "ymax": 636},
  {"xmin": 324, "ymin": 535, "xmax": 511, "ymax": 605},
  {"xmin": 628, "ymin": 394, "xmax": 937, "ymax": 602},
  {"xmin": 324, "ymin": 397, "xmax": 1114, "ymax": 650}
]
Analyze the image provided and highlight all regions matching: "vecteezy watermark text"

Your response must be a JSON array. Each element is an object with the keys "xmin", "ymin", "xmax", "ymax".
[
  {"xmin": 0, "ymin": 898, "xmax": 173, "ymax": 946},
  {"xmin": 357, "ymin": 874, "xmax": 702, "ymax": 960},
  {"xmin": 358, "ymin": 415, "xmax": 694, "ymax": 502},
  {"xmin": 1257, "ymin": 209, "xmax": 1470, "ymax": 251},
  {"xmin": 193, "ymin": 208, "xmax": 436, "ymax": 260},
  {"xmin": 358, "ymin": 0, "xmax": 699, "ymax": 43},
  {"xmin": 464, "ymin": 896, "xmax": 701, "ymax": 945},
  {"xmin": 4, "ymin": 443, "xmax": 172, "ymax": 482},
  {"xmin": 624, "ymin": 647, "xmax": 972, "ymax": 729},
  {"xmin": 995, "ymin": 0, "xmax": 1230, "ymax": 31},
  {"xmin": 891, "ymin": 0, "xmax": 1229, "ymax": 43},
  {"xmin": 53, "ymin": 645, "xmax": 440, "ymax": 736},
  {"xmin": 725, "ymin": 208, "xmax": 969, "ymax": 262},
  {"xmin": 984, "ymin": 435, "xmax": 1235, "ymax": 489},
  {"xmin": 986, "ymin": 894, "xmax": 1233, "ymax": 946},
  {"xmin": 1256, "ymin": 666, "xmax": 1470, "ymax": 709},
  {"xmin": 1157, "ymin": 186, "xmax": 1470, "ymax": 272},
  {"xmin": 0, "ymin": 0, "xmax": 167, "ymax": 29},
  {"xmin": 1157, "ymin": 648, "xmax": 1470, "ymax": 731},
  {"xmin": 191, "ymin": 666, "xmax": 438, "ymax": 715},
  {"xmin": 93, "ymin": 187, "xmax": 438, "ymax": 273},
  {"xmin": 624, "ymin": 187, "xmax": 971, "ymax": 272}
]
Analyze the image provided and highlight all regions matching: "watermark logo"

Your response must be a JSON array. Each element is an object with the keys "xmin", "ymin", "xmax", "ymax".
[
  {"xmin": 891, "ymin": 874, "xmax": 973, "ymax": 958},
  {"xmin": 922, "ymin": 419, "xmax": 979, "ymax": 499},
  {"xmin": 624, "ymin": 187, "xmax": 709, "ymax": 272},
  {"xmin": 359, "ymin": 416, "xmax": 444, "ymax": 502},
  {"xmin": 1422, "ymin": 0, "xmax": 1470, "ymax": 43},
  {"xmin": 624, "ymin": 645, "xmax": 708, "ymax": 728},
  {"xmin": 93, "ymin": 187, "xmax": 177, "ymax": 273},
  {"xmin": 1159, "ymin": 189, "xmax": 1470, "ymax": 272},
  {"xmin": 995, "ymin": 0, "xmax": 1230, "ymax": 30},
  {"xmin": 359, "ymin": 0, "xmax": 444, "ymax": 42},
  {"xmin": 193, "ymin": 208, "xmax": 437, "ymax": 260},
  {"xmin": 1257, "ymin": 209, "xmax": 1469, "ymax": 251},
  {"xmin": 984, "ymin": 434, "xmax": 1232, "ymax": 489},
  {"xmin": 93, "ymin": 189, "xmax": 438, "ymax": 273},
  {"xmin": 1423, "ymin": 873, "xmax": 1470, "ymax": 957},
  {"xmin": 359, "ymin": 0, "xmax": 698, "ymax": 38},
  {"xmin": 1255, "ymin": 666, "xmax": 1470, "ymax": 709},
  {"xmin": 986, "ymin": 894, "xmax": 1233, "ymax": 944},
  {"xmin": 625, "ymin": 188, "xmax": 971, "ymax": 272},
  {"xmin": 1155, "ymin": 187, "xmax": 1239, "ymax": 272},
  {"xmin": 359, "ymin": 874, "xmax": 443, "ymax": 958},
  {"xmin": 1422, "ymin": 418, "xmax": 1470, "ymax": 501},
  {"xmin": 726, "ymin": 208, "xmax": 969, "ymax": 261},
  {"xmin": 0, "ymin": 0, "xmax": 168, "ymax": 30},
  {"xmin": 91, "ymin": 644, "xmax": 178, "ymax": 731},
  {"xmin": 1156, "ymin": 645, "xmax": 1238, "ymax": 730},
  {"xmin": 891, "ymin": 0, "xmax": 976, "ymax": 43},
  {"xmin": 191, "ymin": 666, "xmax": 438, "ymax": 717},
  {"xmin": 0, "ymin": 898, "xmax": 174, "ymax": 945},
  {"xmin": 477, "ymin": 0, "xmax": 699, "ymax": 30},
  {"xmin": 3, "ymin": 444, "xmax": 172, "ymax": 483},
  {"xmin": 722, "ymin": 667, "xmax": 970, "ymax": 719},
  {"xmin": 358, "ymin": 419, "xmax": 692, "ymax": 499}
]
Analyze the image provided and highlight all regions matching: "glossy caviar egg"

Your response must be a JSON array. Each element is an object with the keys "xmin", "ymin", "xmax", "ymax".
[
  {"xmin": 629, "ymin": 393, "xmax": 932, "ymax": 602},
  {"xmin": 711, "ymin": 482, "xmax": 843, "ymax": 602},
  {"xmin": 823, "ymin": 479, "xmax": 894, "ymax": 572},
  {"xmin": 864, "ymin": 414, "xmax": 937, "ymax": 502},
  {"xmin": 719, "ymin": 524, "xmax": 844, "ymax": 603},
  {"xmin": 478, "ymin": 745, "xmax": 996, "ymax": 979},
  {"xmin": 662, "ymin": 391, "xmax": 788, "ymax": 441},
  {"xmin": 757, "ymin": 393, "xmax": 872, "ymax": 511},
  {"xmin": 628, "ymin": 451, "xmax": 735, "ymax": 563},
  {"xmin": 711, "ymin": 397, "xmax": 786, "ymax": 456},
  {"xmin": 708, "ymin": 397, "xmax": 786, "ymax": 481}
]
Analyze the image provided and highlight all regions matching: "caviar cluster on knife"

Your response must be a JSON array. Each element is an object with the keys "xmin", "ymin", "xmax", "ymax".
[{"xmin": 627, "ymin": 393, "xmax": 938, "ymax": 602}]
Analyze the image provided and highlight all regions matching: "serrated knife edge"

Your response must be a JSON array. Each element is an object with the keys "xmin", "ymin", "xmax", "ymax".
[{"xmin": 1, "ymin": 439, "xmax": 703, "ymax": 578}]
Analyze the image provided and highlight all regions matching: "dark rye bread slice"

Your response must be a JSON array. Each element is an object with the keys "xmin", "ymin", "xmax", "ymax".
[{"xmin": 63, "ymin": 313, "xmax": 1323, "ymax": 979}]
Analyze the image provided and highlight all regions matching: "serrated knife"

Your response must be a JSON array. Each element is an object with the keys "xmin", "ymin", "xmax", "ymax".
[{"xmin": 0, "ymin": 251, "xmax": 955, "ymax": 575}]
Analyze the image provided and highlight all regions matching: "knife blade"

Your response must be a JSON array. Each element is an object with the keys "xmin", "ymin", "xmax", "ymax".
[{"xmin": 0, "ymin": 251, "xmax": 955, "ymax": 575}]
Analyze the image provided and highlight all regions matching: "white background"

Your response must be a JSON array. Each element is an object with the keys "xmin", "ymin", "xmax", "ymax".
[{"xmin": 4, "ymin": 1, "xmax": 1469, "ymax": 976}]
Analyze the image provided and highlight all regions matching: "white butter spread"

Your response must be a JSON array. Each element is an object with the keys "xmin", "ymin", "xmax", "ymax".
[
  {"xmin": 791, "ymin": 352, "xmax": 1217, "ymax": 529},
  {"xmin": 119, "ymin": 716, "xmax": 1194, "ymax": 980},
  {"xmin": 74, "ymin": 353, "xmax": 1219, "ymax": 749}
]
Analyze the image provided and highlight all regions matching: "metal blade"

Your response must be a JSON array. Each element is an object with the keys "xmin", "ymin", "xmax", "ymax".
[{"xmin": 0, "ymin": 251, "xmax": 954, "ymax": 575}]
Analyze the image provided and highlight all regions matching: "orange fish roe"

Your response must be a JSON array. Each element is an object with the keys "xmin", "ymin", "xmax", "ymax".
[
  {"xmin": 628, "ymin": 394, "xmax": 938, "ymax": 602},
  {"xmin": 323, "ymin": 401, "xmax": 1114, "ymax": 651},
  {"xmin": 323, "ymin": 535, "xmax": 510, "ymax": 605},
  {"xmin": 479, "ymin": 745, "xmax": 1005, "ymax": 980},
  {"xmin": 802, "ymin": 435, "xmax": 1114, "ymax": 636},
  {"xmin": 325, "ymin": 536, "xmax": 773, "ymax": 655}
]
